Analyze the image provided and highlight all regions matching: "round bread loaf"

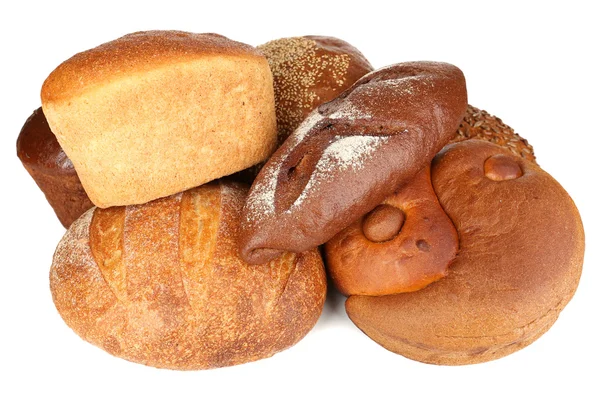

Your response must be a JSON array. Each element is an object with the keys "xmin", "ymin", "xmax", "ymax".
[
  {"xmin": 50, "ymin": 181, "xmax": 327, "ymax": 370},
  {"xmin": 258, "ymin": 35, "xmax": 373, "ymax": 144},
  {"xmin": 42, "ymin": 31, "xmax": 277, "ymax": 208},
  {"xmin": 346, "ymin": 140, "xmax": 584, "ymax": 365},
  {"xmin": 16, "ymin": 107, "xmax": 93, "ymax": 227},
  {"xmin": 240, "ymin": 61, "xmax": 467, "ymax": 264},
  {"xmin": 324, "ymin": 166, "xmax": 458, "ymax": 296}
]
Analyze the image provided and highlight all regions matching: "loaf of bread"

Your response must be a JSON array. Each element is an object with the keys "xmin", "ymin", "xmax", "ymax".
[
  {"xmin": 240, "ymin": 61, "xmax": 467, "ymax": 264},
  {"xmin": 16, "ymin": 107, "xmax": 93, "ymax": 227},
  {"xmin": 324, "ymin": 166, "xmax": 458, "ymax": 296},
  {"xmin": 50, "ymin": 181, "xmax": 327, "ymax": 370},
  {"xmin": 346, "ymin": 140, "xmax": 584, "ymax": 365},
  {"xmin": 42, "ymin": 31, "xmax": 277, "ymax": 208}
]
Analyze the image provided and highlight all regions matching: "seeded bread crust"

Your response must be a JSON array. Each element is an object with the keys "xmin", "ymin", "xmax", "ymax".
[
  {"xmin": 50, "ymin": 181, "xmax": 327, "ymax": 370},
  {"xmin": 42, "ymin": 31, "xmax": 277, "ymax": 208}
]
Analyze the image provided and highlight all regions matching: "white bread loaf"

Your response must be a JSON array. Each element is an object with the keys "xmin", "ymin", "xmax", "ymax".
[{"xmin": 42, "ymin": 31, "xmax": 277, "ymax": 208}]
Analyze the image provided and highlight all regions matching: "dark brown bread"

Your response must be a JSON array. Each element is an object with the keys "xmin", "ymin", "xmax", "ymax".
[
  {"xmin": 324, "ymin": 166, "xmax": 458, "ymax": 296},
  {"xmin": 50, "ymin": 181, "xmax": 327, "ymax": 370},
  {"xmin": 240, "ymin": 61, "xmax": 468, "ymax": 264},
  {"xmin": 346, "ymin": 141, "xmax": 584, "ymax": 365},
  {"xmin": 16, "ymin": 107, "xmax": 93, "ymax": 227}
]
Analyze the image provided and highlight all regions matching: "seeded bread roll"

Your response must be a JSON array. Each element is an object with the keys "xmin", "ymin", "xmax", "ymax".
[
  {"xmin": 16, "ymin": 107, "xmax": 93, "ymax": 227},
  {"xmin": 50, "ymin": 181, "xmax": 327, "ymax": 370},
  {"xmin": 453, "ymin": 105, "xmax": 536, "ymax": 163},
  {"xmin": 240, "ymin": 62, "xmax": 467, "ymax": 264},
  {"xmin": 346, "ymin": 141, "xmax": 584, "ymax": 365},
  {"xmin": 259, "ymin": 35, "xmax": 373, "ymax": 144},
  {"xmin": 42, "ymin": 31, "xmax": 277, "ymax": 208}
]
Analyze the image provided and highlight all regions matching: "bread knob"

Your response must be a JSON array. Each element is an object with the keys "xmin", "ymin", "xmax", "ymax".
[{"xmin": 362, "ymin": 205, "xmax": 405, "ymax": 242}]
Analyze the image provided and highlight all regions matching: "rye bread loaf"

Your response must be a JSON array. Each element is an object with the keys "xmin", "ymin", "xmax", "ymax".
[{"xmin": 240, "ymin": 61, "xmax": 467, "ymax": 264}]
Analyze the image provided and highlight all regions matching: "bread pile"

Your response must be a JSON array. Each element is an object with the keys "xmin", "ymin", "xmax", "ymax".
[{"xmin": 17, "ymin": 30, "xmax": 584, "ymax": 369}]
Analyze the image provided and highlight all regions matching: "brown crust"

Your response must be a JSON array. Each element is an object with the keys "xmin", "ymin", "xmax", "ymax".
[
  {"xmin": 324, "ymin": 166, "xmax": 458, "ymax": 296},
  {"xmin": 42, "ymin": 31, "xmax": 262, "ymax": 103},
  {"xmin": 16, "ymin": 107, "xmax": 93, "ymax": 227},
  {"xmin": 41, "ymin": 30, "xmax": 277, "ymax": 208},
  {"xmin": 240, "ymin": 61, "xmax": 467, "ymax": 264},
  {"xmin": 346, "ymin": 141, "xmax": 584, "ymax": 365},
  {"xmin": 453, "ymin": 105, "xmax": 536, "ymax": 163},
  {"xmin": 50, "ymin": 181, "xmax": 327, "ymax": 370},
  {"xmin": 258, "ymin": 35, "xmax": 373, "ymax": 144}
]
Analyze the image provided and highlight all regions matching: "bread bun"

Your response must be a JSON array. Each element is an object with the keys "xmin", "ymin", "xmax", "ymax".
[
  {"xmin": 453, "ymin": 105, "xmax": 535, "ymax": 163},
  {"xmin": 50, "ymin": 181, "xmax": 326, "ymax": 370},
  {"xmin": 16, "ymin": 107, "xmax": 93, "ymax": 227},
  {"xmin": 42, "ymin": 31, "xmax": 277, "ymax": 208},
  {"xmin": 258, "ymin": 35, "xmax": 373, "ymax": 144},
  {"xmin": 324, "ymin": 166, "xmax": 458, "ymax": 296},
  {"xmin": 346, "ymin": 141, "xmax": 584, "ymax": 365},
  {"xmin": 240, "ymin": 61, "xmax": 467, "ymax": 264}
]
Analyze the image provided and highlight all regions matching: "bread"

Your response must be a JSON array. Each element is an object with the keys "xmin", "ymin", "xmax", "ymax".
[
  {"xmin": 346, "ymin": 140, "xmax": 584, "ymax": 365},
  {"xmin": 453, "ymin": 105, "xmax": 536, "ymax": 163},
  {"xmin": 240, "ymin": 61, "xmax": 468, "ymax": 264},
  {"xmin": 324, "ymin": 166, "xmax": 458, "ymax": 296},
  {"xmin": 324, "ymin": 106, "xmax": 534, "ymax": 296},
  {"xmin": 258, "ymin": 35, "xmax": 373, "ymax": 144},
  {"xmin": 50, "ymin": 180, "xmax": 327, "ymax": 370},
  {"xmin": 41, "ymin": 30, "xmax": 277, "ymax": 208},
  {"xmin": 16, "ymin": 107, "xmax": 93, "ymax": 227}
]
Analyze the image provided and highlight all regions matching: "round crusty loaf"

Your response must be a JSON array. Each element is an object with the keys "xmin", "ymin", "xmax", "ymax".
[
  {"xmin": 42, "ymin": 31, "xmax": 277, "ymax": 208},
  {"xmin": 346, "ymin": 140, "xmax": 584, "ymax": 365},
  {"xmin": 240, "ymin": 61, "xmax": 467, "ymax": 264},
  {"xmin": 50, "ymin": 180, "xmax": 327, "ymax": 370},
  {"xmin": 258, "ymin": 35, "xmax": 373, "ymax": 144},
  {"xmin": 17, "ymin": 107, "xmax": 93, "ymax": 227}
]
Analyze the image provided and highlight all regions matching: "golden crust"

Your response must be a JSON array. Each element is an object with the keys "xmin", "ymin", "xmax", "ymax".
[
  {"xmin": 41, "ymin": 31, "xmax": 277, "ymax": 208},
  {"xmin": 50, "ymin": 181, "xmax": 327, "ymax": 370},
  {"xmin": 346, "ymin": 141, "xmax": 584, "ymax": 365},
  {"xmin": 41, "ymin": 31, "xmax": 263, "ymax": 103}
]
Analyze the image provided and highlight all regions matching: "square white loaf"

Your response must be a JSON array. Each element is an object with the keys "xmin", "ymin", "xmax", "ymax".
[{"xmin": 41, "ymin": 31, "xmax": 277, "ymax": 208}]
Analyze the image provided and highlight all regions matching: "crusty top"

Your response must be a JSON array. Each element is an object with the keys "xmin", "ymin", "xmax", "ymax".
[
  {"xmin": 42, "ymin": 31, "xmax": 264, "ymax": 103},
  {"xmin": 346, "ymin": 141, "xmax": 584, "ymax": 363},
  {"xmin": 50, "ymin": 181, "xmax": 326, "ymax": 370},
  {"xmin": 258, "ymin": 35, "xmax": 373, "ymax": 143}
]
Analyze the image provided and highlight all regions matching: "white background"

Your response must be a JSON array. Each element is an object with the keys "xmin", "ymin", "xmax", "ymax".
[{"xmin": 2, "ymin": 1, "xmax": 598, "ymax": 399}]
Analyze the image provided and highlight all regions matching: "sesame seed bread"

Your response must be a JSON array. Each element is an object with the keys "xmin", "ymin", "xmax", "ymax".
[
  {"xmin": 258, "ymin": 36, "xmax": 373, "ymax": 144},
  {"xmin": 41, "ymin": 31, "xmax": 277, "ymax": 208},
  {"xmin": 50, "ymin": 181, "xmax": 327, "ymax": 370},
  {"xmin": 346, "ymin": 140, "xmax": 584, "ymax": 365}
]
